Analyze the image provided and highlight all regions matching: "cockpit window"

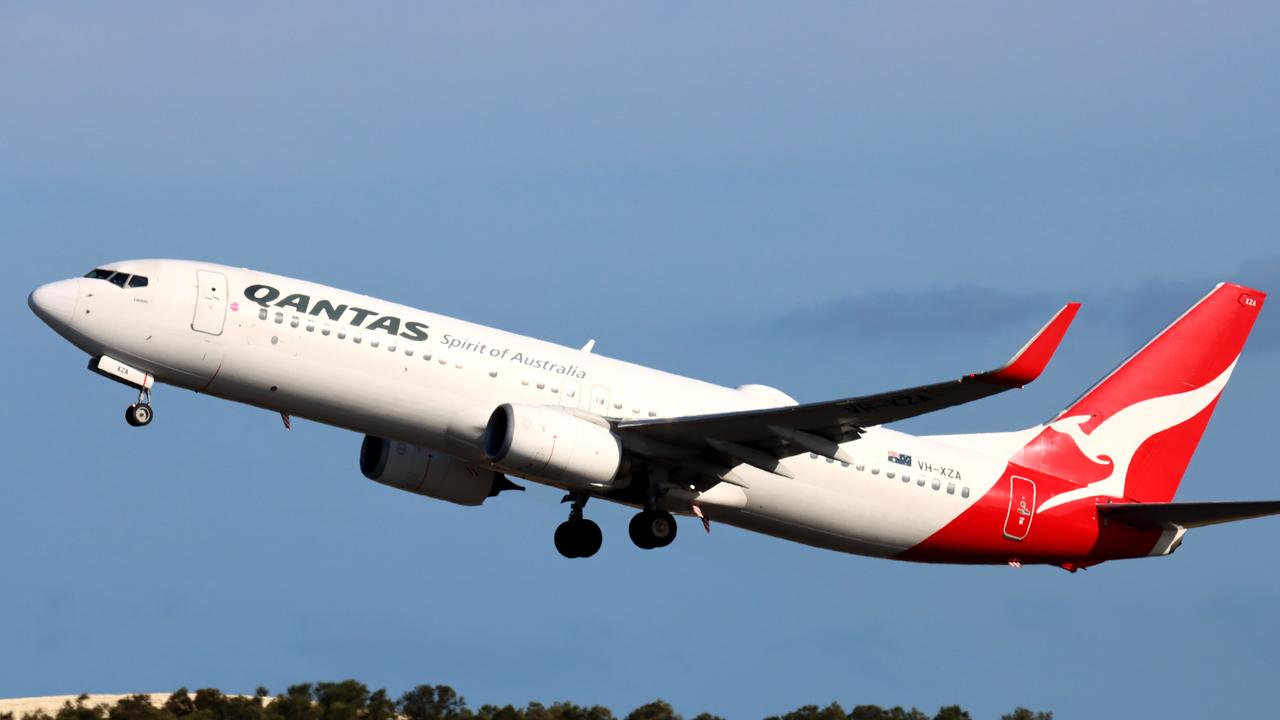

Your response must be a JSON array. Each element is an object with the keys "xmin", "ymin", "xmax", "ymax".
[{"xmin": 84, "ymin": 268, "xmax": 149, "ymax": 289}]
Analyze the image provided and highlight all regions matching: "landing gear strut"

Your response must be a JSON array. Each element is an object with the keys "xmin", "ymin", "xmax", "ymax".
[
  {"xmin": 629, "ymin": 509, "xmax": 677, "ymax": 550},
  {"xmin": 554, "ymin": 493, "xmax": 602, "ymax": 559},
  {"xmin": 125, "ymin": 388, "xmax": 154, "ymax": 427}
]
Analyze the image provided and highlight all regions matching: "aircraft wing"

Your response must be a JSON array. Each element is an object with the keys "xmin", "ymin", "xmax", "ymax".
[{"xmin": 615, "ymin": 302, "xmax": 1079, "ymax": 481}]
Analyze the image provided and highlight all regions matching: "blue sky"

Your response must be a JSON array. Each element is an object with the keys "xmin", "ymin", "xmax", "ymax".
[{"xmin": 3, "ymin": 2, "xmax": 1278, "ymax": 718}]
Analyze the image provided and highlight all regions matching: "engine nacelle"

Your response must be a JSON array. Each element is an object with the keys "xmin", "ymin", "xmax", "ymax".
[
  {"xmin": 483, "ymin": 403, "xmax": 623, "ymax": 490},
  {"xmin": 360, "ymin": 436, "xmax": 517, "ymax": 506}
]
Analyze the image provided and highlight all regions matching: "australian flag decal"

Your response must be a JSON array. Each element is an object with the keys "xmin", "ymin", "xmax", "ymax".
[{"xmin": 888, "ymin": 451, "xmax": 912, "ymax": 467}]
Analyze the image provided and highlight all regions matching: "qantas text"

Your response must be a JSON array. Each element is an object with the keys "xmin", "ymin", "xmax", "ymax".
[{"xmin": 243, "ymin": 284, "xmax": 430, "ymax": 342}]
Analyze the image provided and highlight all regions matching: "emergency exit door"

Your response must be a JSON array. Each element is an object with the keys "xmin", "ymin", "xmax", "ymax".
[
  {"xmin": 590, "ymin": 385, "xmax": 612, "ymax": 416},
  {"xmin": 192, "ymin": 270, "xmax": 228, "ymax": 336},
  {"xmin": 560, "ymin": 379, "xmax": 581, "ymax": 409},
  {"xmin": 1003, "ymin": 475, "xmax": 1037, "ymax": 541}
]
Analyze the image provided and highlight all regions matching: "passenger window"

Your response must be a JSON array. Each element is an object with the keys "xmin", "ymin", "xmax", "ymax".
[
  {"xmin": 109, "ymin": 273, "xmax": 129, "ymax": 288},
  {"xmin": 337, "ymin": 330, "xmax": 347, "ymax": 340},
  {"xmin": 947, "ymin": 482, "xmax": 956, "ymax": 495},
  {"xmin": 886, "ymin": 470, "xmax": 895, "ymax": 478},
  {"xmin": 917, "ymin": 477, "xmax": 926, "ymax": 487},
  {"xmin": 648, "ymin": 411, "xmax": 658, "ymax": 417},
  {"xmin": 961, "ymin": 487, "xmax": 971, "ymax": 499},
  {"xmin": 423, "ymin": 352, "xmax": 432, "ymax": 361},
  {"xmin": 306, "ymin": 320, "xmax": 315, "ymax": 332},
  {"xmin": 901, "ymin": 474, "xmax": 910, "ymax": 483},
  {"xmin": 321, "ymin": 326, "xmax": 331, "ymax": 336},
  {"xmin": 405, "ymin": 348, "xmax": 414, "ymax": 357},
  {"xmin": 354, "ymin": 335, "xmax": 363, "ymax": 345},
  {"xmin": 369, "ymin": 338, "xmax": 379, "ymax": 348},
  {"xmin": 871, "ymin": 467, "xmax": 880, "ymax": 475},
  {"xmin": 290, "ymin": 317, "xmax": 299, "ymax": 329},
  {"xmin": 386, "ymin": 343, "xmax": 396, "ymax": 353},
  {"xmin": 855, "ymin": 461, "xmax": 865, "ymax": 471},
  {"xmin": 258, "ymin": 308, "xmax": 268, "ymax": 320},
  {"xmin": 274, "ymin": 312, "xmax": 284, "ymax": 324},
  {"xmin": 128, "ymin": 275, "xmax": 148, "ymax": 288},
  {"xmin": 931, "ymin": 479, "xmax": 941, "ymax": 490}
]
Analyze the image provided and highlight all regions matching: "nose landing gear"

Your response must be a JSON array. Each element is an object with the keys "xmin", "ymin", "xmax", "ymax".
[
  {"xmin": 88, "ymin": 356, "xmax": 156, "ymax": 428},
  {"xmin": 125, "ymin": 388, "xmax": 154, "ymax": 427},
  {"xmin": 554, "ymin": 493, "xmax": 602, "ymax": 559}
]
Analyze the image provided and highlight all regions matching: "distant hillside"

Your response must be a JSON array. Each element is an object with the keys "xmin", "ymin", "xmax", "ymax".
[
  {"xmin": 0, "ymin": 694, "xmax": 258, "ymax": 719},
  {"xmin": 0, "ymin": 697, "xmax": 173, "ymax": 717},
  {"xmin": 0, "ymin": 683, "xmax": 1054, "ymax": 720}
]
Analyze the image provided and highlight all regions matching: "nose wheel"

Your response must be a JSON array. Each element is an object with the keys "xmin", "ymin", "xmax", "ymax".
[
  {"xmin": 629, "ymin": 509, "xmax": 677, "ymax": 550},
  {"xmin": 125, "ymin": 388, "xmax": 154, "ymax": 427},
  {"xmin": 554, "ymin": 493, "xmax": 602, "ymax": 558}
]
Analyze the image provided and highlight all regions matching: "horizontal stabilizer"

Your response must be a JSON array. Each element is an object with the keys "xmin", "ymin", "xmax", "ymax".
[{"xmin": 1099, "ymin": 500, "xmax": 1280, "ymax": 530}]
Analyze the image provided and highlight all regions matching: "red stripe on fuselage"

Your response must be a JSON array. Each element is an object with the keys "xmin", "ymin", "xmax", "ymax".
[{"xmin": 897, "ymin": 462, "xmax": 1164, "ymax": 566}]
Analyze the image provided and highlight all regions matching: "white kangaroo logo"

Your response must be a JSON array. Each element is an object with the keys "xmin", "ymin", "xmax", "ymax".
[{"xmin": 1035, "ymin": 360, "xmax": 1236, "ymax": 514}]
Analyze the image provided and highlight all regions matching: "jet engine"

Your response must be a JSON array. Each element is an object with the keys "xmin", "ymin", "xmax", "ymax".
[
  {"xmin": 483, "ymin": 403, "xmax": 623, "ymax": 490},
  {"xmin": 359, "ymin": 435, "xmax": 520, "ymax": 506}
]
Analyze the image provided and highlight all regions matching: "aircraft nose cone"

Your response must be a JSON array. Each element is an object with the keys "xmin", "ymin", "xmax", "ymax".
[{"xmin": 28, "ymin": 279, "xmax": 79, "ymax": 327}]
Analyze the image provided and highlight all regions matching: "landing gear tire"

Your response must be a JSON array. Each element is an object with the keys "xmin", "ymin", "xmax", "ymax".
[
  {"xmin": 555, "ymin": 519, "xmax": 603, "ymax": 559},
  {"xmin": 629, "ymin": 509, "xmax": 677, "ymax": 550},
  {"xmin": 125, "ymin": 403, "xmax": 153, "ymax": 427}
]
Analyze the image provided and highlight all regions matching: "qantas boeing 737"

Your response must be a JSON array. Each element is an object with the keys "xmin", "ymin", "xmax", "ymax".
[{"xmin": 27, "ymin": 260, "xmax": 1280, "ymax": 569}]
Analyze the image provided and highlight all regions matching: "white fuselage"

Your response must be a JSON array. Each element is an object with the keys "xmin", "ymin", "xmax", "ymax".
[{"xmin": 32, "ymin": 259, "xmax": 1001, "ymax": 558}]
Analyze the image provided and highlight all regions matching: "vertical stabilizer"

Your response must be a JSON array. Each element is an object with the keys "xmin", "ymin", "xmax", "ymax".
[{"xmin": 1019, "ymin": 284, "xmax": 1264, "ymax": 512}]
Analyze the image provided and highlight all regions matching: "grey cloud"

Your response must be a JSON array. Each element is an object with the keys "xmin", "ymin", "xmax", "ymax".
[{"xmin": 771, "ymin": 257, "xmax": 1280, "ymax": 352}]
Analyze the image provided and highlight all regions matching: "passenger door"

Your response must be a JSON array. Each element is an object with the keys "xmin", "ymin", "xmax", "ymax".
[
  {"xmin": 1002, "ymin": 475, "xmax": 1037, "ymax": 541},
  {"xmin": 192, "ymin": 270, "xmax": 228, "ymax": 336}
]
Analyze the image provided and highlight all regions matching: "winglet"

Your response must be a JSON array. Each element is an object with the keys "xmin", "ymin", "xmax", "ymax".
[{"xmin": 974, "ymin": 302, "xmax": 1081, "ymax": 388}]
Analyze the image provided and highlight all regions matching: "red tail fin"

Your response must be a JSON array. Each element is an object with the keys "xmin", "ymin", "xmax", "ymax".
[{"xmin": 1019, "ymin": 283, "xmax": 1265, "ymax": 510}]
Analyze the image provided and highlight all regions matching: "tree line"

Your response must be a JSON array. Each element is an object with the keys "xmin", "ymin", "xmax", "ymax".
[{"xmin": 0, "ymin": 682, "xmax": 1053, "ymax": 720}]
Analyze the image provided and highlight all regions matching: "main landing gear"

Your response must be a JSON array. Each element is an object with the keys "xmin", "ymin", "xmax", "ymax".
[
  {"xmin": 125, "ymin": 388, "xmax": 154, "ymax": 427},
  {"xmin": 551, "ymin": 495, "xmax": 682, "ymax": 558},
  {"xmin": 555, "ymin": 493, "xmax": 603, "ymax": 559},
  {"xmin": 629, "ymin": 509, "xmax": 678, "ymax": 550},
  {"xmin": 630, "ymin": 470, "xmax": 677, "ymax": 550}
]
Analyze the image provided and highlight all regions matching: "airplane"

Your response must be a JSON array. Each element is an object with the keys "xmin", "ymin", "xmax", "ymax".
[{"xmin": 27, "ymin": 260, "xmax": 1280, "ymax": 569}]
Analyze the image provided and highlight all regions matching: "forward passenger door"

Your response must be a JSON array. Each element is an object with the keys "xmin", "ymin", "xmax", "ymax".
[{"xmin": 192, "ymin": 270, "xmax": 228, "ymax": 336}]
